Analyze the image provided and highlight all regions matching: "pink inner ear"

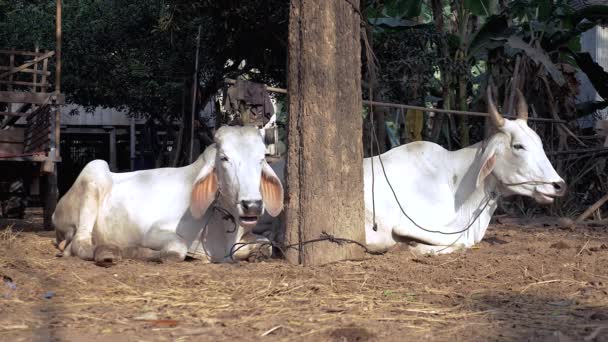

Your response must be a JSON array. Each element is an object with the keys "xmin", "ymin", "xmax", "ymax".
[
  {"xmin": 190, "ymin": 171, "xmax": 218, "ymax": 219},
  {"xmin": 261, "ymin": 173, "xmax": 283, "ymax": 217},
  {"xmin": 477, "ymin": 154, "xmax": 496, "ymax": 187}
]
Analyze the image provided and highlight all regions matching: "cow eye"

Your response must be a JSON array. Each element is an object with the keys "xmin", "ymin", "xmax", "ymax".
[
  {"xmin": 513, "ymin": 144, "xmax": 525, "ymax": 150},
  {"xmin": 220, "ymin": 156, "xmax": 229, "ymax": 162}
]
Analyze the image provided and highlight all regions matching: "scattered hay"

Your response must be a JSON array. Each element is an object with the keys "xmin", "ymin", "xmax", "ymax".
[
  {"xmin": 2, "ymin": 221, "xmax": 608, "ymax": 341},
  {"xmin": 0, "ymin": 224, "xmax": 21, "ymax": 249}
]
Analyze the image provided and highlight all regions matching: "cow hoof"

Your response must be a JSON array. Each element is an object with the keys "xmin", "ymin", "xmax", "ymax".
[
  {"xmin": 247, "ymin": 244, "xmax": 273, "ymax": 262},
  {"xmin": 94, "ymin": 245, "xmax": 122, "ymax": 267},
  {"xmin": 57, "ymin": 240, "xmax": 67, "ymax": 251}
]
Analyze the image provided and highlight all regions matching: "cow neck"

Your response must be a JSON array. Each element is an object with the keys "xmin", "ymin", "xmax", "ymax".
[
  {"xmin": 212, "ymin": 195, "xmax": 239, "ymax": 233},
  {"xmin": 444, "ymin": 134, "xmax": 502, "ymax": 243}
]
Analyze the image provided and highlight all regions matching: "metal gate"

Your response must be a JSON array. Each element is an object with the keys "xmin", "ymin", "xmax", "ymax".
[{"xmin": 57, "ymin": 133, "xmax": 109, "ymax": 196}]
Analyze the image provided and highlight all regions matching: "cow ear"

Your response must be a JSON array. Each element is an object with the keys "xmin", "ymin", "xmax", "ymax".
[
  {"xmin": 260, "ymin": 162, "xmax": 284, "ymax": 217},
  {"xmin": 190, "ymin": 167, "xmax": 218, "ymax": 219},
  {"xmin": 476, "ymin": 153, "xmax": 496, "ymax": 188}
]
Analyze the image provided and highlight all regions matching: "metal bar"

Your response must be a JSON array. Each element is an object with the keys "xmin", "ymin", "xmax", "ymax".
[
  {"xmin": 363, "ymin": 100, "xmax": 567, "ymax": 124},
  {"xmin": 223, "ymin": 78, "xmax": 567, "ymax": 124},
  {"xmin": 547, "ymin": 147, "xmax": 608, "ymax": 156}
]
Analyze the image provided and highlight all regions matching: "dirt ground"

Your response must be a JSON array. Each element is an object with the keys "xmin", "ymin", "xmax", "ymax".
[{"xmin": 1, "ymin": 209, "xmax": 608, "ymax": 342}]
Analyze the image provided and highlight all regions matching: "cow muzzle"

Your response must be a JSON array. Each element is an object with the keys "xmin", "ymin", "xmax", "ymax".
[
  {"xmin": 534, "ymin": 179, "xmax": 567, "ymax": 204},
  {"xmin": 238, "ymin": 199, "xmax": 264, "ymax": 228}
]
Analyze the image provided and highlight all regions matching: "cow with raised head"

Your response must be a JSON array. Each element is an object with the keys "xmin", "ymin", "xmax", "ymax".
[
  {"xmin": 256, "ymin": 88, "xmax": 566, "ymax": 255},
  {"xmin": 364, "ymin": 88, "xmax": 566, "ymax": 254},
  {"xmin": 52, "ymin": 126, "xmax": 284, "ymax": 264}
]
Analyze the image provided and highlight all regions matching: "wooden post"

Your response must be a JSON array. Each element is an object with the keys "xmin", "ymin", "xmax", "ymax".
[
  {"xmin": 284, "ymin": 0, "xmax": 365, "ymax": 265},
  {"xmin": 55, "ymin": 0, "xmax": 61, "ymax": 95},
  {"xmin": 43, "ymin": 0, "xmax": 62, "ymax": 230},
  {"xmin": 8, "ymin": 50, "xmax": 14, "ymax": 114},
  {"xmin": 54, "ymin": 0, "xmax": 62, "ymax": 158},
  {"xmin": 33, "ymin": 45, "xmax": 39, "ymax": 92},
  {"xmin": 130, "ymin": 117, "xmax": 136, "ymax": 170},
  {"xmin": 108, "ymin": 127, "xmax": 117, "ymax": 171}
]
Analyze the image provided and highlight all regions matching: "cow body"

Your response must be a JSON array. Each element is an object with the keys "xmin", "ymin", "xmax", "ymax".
[
  {"xmin": 364, "ymin": 138, "xmax": 502, "ymax": 254},
  {"xmin": 53, "ymin": 126, "xmax": 283, "ymax": 264},
  {"xmin": 258, "ymin": 88, "xmax": 566, "ymax": 255}
]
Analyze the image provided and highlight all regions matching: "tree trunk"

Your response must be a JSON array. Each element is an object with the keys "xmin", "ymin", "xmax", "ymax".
[{"xmin": 284, "ymin": 0, "xmax": 365, "ymax": 266}]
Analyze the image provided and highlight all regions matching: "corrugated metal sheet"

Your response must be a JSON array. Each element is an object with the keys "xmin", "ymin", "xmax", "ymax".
[{"xmin": 577, "ymin": 26, "xmax": 608, "ymax": 127}]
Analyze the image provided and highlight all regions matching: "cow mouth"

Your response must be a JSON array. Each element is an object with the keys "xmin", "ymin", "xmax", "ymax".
[
  {"xmin": 536, "ymin": 191, "xmax": 557, "ymax": 204},
  {"xmin": 239, "ymin": 216, "xmax": 259, "ymax": 226}
]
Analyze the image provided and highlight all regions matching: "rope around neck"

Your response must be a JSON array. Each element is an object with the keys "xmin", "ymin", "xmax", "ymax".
[{"xmin": 368, "ymin": 113, "xmax": 497, "ymax": 236}]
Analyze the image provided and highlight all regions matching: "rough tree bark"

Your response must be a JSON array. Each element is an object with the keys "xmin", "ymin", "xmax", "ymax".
[{"xmin": 284, "ymin": 0, "xmax": 365, "ymax": 266}]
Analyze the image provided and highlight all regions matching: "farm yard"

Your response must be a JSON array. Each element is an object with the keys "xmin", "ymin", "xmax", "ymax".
[
  {"xmin": 2, "ymin": 0, "xmax": 608, "ymax": 341},
  {"xmin": 1, "ymin": 210, "xmax": 608, "ymax": 342}
]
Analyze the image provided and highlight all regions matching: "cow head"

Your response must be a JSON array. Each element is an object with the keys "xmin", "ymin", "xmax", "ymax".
[
  {"xmin": 189, "ymin": 126, "xmax": 284, "ymax": 228},
  {"xmin": 476, "ymin": 87, "xmax": 566, "ymax": 204}
]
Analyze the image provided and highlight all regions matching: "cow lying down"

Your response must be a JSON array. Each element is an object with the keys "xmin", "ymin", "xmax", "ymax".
[
  {"xmin": 52, "ymin": 126, "xmax": 284, "ymax": 264},
  {"xmin": 255, "ymin": 88, "xmax": 567, "ymax": 255}
]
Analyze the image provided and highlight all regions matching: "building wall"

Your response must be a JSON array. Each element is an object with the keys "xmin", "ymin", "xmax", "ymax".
[
  {"xmin": 60, "ymin": 105, "xmax": 146, "ymax": 126},
  {"xmin": 577, "ymin": 26, "xmax": 608, "ymax": 127}
]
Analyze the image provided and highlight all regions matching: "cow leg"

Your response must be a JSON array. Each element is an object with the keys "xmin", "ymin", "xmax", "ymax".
[
  {"xmin": 142, "ymin": 227, "xmax": 188, "ymax": 263},
  {"xmin": 408, "ymin": 242, "xmax": 468, "ymax": 256},
  {"xmin": 230, "ymin": 232, "xmax": 272, "ymax": 261},
  {"xmin": 60, "ymin": 240, "xmax": 73, "ymax": 257},
  {"xmin": 69, "ymin": 181, "xmax": 101, "ymax": 260}
]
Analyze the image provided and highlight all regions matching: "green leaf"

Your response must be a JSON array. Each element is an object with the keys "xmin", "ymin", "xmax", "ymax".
[
  {"xmin": 506, "ymin": 35, "xmax": 565, "ymax": 85},
  {"xmin": 464, "ymin": 0, "xmax": 496, "ymax": 16},
  {"xmin": 567, "ymin": 36, "xmax": 581, "ymax": 53},
  {"xmin": 383, "ymin": 0, "xmax": 422, "ymax": 18},
  {"xmin": 537, "ymin": 0, "xmax": 553, "ymax": 21},
  {"xmin": 368, "ymin": 17, "xmax": 423, "ymax": 28},
  {"xmin": 468, "ymin": 15, "xmax": 513, "ymax": 59}
]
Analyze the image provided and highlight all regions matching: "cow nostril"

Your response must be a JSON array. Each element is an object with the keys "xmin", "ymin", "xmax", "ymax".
[
  {"xmin": 241, "ymin": 200, "xmax": 263, "ymax": 211},
  {"xmin": 553, "ymin": 182, "xmax": 564, "ymax": 191}
]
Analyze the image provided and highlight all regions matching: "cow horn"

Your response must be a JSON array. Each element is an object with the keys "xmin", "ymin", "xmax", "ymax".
[
  {"xmin": 515, "ymin": 88, "xmax": 528, "ymax": 121},
  {"xmin": 487, "ymin": 86, "xmax": 505, "ymax": 128}
]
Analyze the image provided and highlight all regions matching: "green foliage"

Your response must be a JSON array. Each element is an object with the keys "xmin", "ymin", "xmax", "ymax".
[
  {"xmin": 381, "ymin": 0, "xmax": 423, "ymax": 18},
  {"xmin": 463, "ymin": 0, "xmax": 496, "ymax": 16},
  {"xmin": 0, "ymin": 0, "xmax": 288, "ymax": 120}
]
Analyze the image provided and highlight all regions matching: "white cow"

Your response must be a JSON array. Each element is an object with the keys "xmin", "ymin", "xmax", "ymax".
[
  {"xmin": 52, "ymin": 126, "xmax": 284, "ymax": 264},
  {"xmin": 364, "ymin": 88, "xmax": 566, "ymax": 254},
  {"xmin": 257, "ymin": 88, "xmax": 566, "ymax": 255}
]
